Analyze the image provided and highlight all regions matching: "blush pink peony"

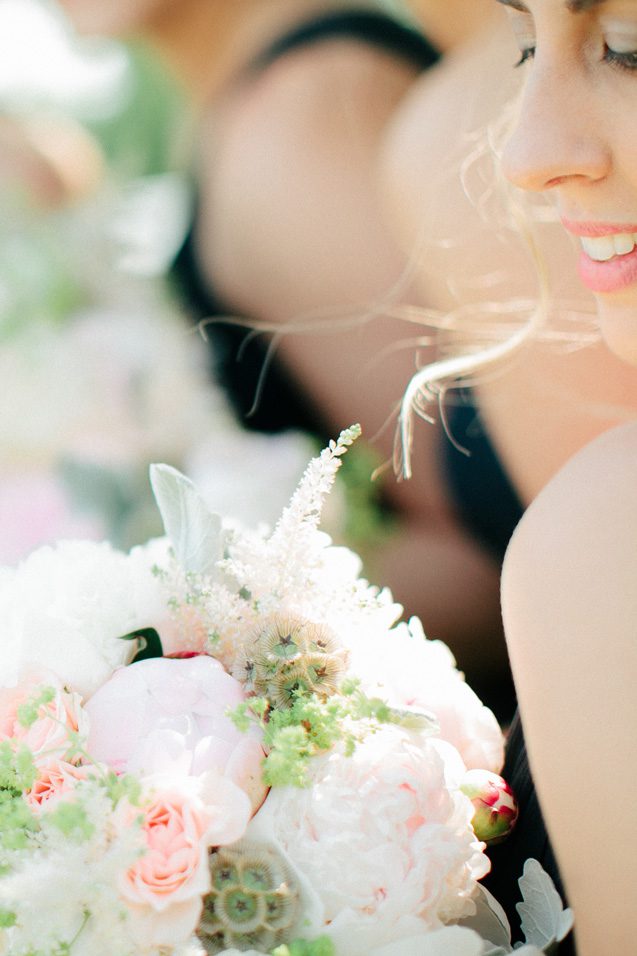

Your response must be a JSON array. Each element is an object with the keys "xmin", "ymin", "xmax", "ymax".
[
  {"xmin": 342, "ymin": 617, "xmax": 504, "ymax": 773},
  {"xmin": 85, "ymin": 656, "xmax": 266, "ymax": 810},
  {"xmin": 257, "ymin": 726, "xmax": 489, "ymax": 953}
]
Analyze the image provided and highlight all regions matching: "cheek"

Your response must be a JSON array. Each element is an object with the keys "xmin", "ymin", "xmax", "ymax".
[
  {"xmin": 57, "ymin": 0, "xmax": 169, "ymax": 36},
  {"xmin": 595, "ymin": 296, "xmax": 637, "ymax": 366}
]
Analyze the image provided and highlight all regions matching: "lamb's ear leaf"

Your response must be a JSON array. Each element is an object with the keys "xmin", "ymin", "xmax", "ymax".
[
  {"xmin": 517, "ymin": 859, "xmax": 574, "ymax": 950},
  {"xmin": 149, "ymin": 463, "xmax": 222, "ymax": 576},
  {"xmin": 458, "ymin": 883, "xmax": 511, "ymax": 950}
]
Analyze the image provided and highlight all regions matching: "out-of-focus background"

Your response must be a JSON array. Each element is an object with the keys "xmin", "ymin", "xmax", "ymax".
[
  {"xmin": 0, "ymin": 0, "xmax": 403, "ymax": 564},
  {"xmin": 0, "ymin": 0, "xmax": 521, "ymax": 717},
  {"xmin": 0, "ymin": 0, "xmax": 308, "ymax": 563},
  {"xmin": 0, "ymin": 0, "xmax": 185, "ymax": 178}
]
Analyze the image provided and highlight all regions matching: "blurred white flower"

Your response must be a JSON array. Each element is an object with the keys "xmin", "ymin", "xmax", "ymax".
[
  {"xmin": 344, "ymin": 616, "xmax": 504, "ymax": 773},
  {"xmin": 0, "ymin": 781, "xmax": 143, "ymax": 956},
  {"xmin": 0, "ymin": 540, "xmax": 145, "ymax": 696}
]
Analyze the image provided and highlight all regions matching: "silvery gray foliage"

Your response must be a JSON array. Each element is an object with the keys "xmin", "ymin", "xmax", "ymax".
[
  {"xmin": 477, "ymin": 858, "xmax": 574, "ymax": 955},
  {"xmin": 150, "ymin": 463, "xmax": 222, "ymax": 577},
  {"xmin": 515, "ymin": 859, "xmax": 574, "ymax": 951}
]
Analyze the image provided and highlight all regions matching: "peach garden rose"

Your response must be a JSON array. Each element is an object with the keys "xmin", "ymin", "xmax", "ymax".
[
  {"xmin": 25, "ymin": 759, "xmax": 90, "ymax": 812},
  {"xmin": 118, "ymin": 771, "xmax": 251, "ymax": 949}
]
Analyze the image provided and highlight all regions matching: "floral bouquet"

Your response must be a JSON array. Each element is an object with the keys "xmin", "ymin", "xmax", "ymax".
[{"xmin": 0, "ymin": 428, "xmax": 573, "ymax": 956}]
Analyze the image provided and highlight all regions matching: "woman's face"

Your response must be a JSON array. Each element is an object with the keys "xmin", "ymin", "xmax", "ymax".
[{"xmin": 501, "ymin": 0, "xmax": 637, "ymax": 363}]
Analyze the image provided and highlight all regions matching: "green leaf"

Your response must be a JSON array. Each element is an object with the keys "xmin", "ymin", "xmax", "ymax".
[
  {"xmin": 272, "ymin": 936, "xmax": 335, "ymax": 956},
  {"xmin": 149, "ymin": 463, "xmax": 222, "ymax": 575},
  {"xmin": 120, "ymin": 627, "xmax": 164, "ymax": 662}
]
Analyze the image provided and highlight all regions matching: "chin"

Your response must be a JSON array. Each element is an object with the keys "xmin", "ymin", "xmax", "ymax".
[
  {"xmin": 596, "ymin": 294, "xmax": 637, "ymax": 368},
  {"xmin": 57, "ymin": 0, "xmax": 168, "ymax": 36}
]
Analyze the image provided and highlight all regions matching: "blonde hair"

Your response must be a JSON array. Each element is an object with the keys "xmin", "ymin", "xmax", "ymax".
[
  {"xmin": 397, "ymin": 227, "xmax": 549, "ymax": 478},
  {"xmin": 395, "ymin": 96, "xmax": 554, "ymax": 478}
]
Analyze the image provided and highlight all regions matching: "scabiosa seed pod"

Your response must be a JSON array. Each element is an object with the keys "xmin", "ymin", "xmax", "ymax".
[
  {"xmin": 241, "ymin": 613, "xmax": 348, "ymax": 708},
  {"xmin": 198, "ymin": 841, "xmax": 300, "ymax": 954},
  {"xmin": 460, "ymin": 768, "xmax": 518, "ymax": 845}
]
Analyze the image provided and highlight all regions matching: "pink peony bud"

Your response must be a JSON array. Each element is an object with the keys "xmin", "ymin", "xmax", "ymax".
[{"xmin": 460, "ymin": 768, "xmax": 518, "ymax": 845}]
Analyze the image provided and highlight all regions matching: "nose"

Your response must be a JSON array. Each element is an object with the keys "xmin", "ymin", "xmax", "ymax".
[{"xmin": 502, "ymin": 62, "xmax": 611, "ymax": 193}]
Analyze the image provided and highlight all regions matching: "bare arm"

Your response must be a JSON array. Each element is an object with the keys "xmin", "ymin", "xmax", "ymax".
[{"xmin": 501, "ymin": 422, "xmax": 637, "ymax": 955}]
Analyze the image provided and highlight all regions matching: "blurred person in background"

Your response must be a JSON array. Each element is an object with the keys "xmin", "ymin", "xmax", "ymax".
[{"xmin": 57, "ymin": 0, "xmax": 523, "ymax": 719}]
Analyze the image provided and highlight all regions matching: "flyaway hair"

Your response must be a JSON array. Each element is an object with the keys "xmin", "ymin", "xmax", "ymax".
[{"xmin": 397, "ymin": 199, "xmax": 550, "ymax": 479}]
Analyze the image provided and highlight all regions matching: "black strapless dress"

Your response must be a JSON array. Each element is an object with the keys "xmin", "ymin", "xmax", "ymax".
[{"xmin": 484, "ymin": 712, "xmax": 575, "ymax": 954}]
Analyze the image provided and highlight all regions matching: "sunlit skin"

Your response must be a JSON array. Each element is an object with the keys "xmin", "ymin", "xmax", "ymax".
[
  {"xmin": 404, "ymin": 0, "xmax": 498, "ymax": 50},
  {"xmin": 494, "ymin": 2, "xmax": 637, "ymax": 953}
]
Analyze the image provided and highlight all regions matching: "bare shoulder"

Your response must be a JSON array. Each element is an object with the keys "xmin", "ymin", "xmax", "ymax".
[
  {"xmin": 502, "ymin": 421, "xmax": 637, "ymax": 664},
  {"xmin": 501, "ymin": 427, "xmax": 637, "ymax": 955},
  {"xmin": 504, "ymin": 421, "xmax": 637, "ymax": 588},
  {"xmin": 222, "ymin": 33, "xmax": 427, "ymax": 150}
]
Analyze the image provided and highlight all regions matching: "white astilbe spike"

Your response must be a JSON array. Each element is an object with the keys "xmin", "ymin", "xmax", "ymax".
[
  {"xmin": 271, "ymin": 424, "xmax": 361, "ymax": 544},
  {"xmin": 258, "ymin": 424, "xmax": 361, "ymax": 598}
]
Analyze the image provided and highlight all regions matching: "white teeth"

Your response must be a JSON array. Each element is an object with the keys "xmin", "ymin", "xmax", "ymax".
[
  {"xmin": 581, "ymin": 232, "xmax": 637, "ymax": 261},
  {"xmin": 613, "ymin": 233, "xmax": 636, "ymax": 256}
]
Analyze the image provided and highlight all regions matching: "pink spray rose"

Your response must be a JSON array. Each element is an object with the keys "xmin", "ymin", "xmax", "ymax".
[
  {"xmin": 85, "ymin": 656, "xmax": 266, "ymax": 810},
  {"xmin": 0, "ymin": 673, "xmax": 88, "ymax": 767},
  {"xmin": 26, "ymin": 759, "xmax": 90, "ymax": 811}
]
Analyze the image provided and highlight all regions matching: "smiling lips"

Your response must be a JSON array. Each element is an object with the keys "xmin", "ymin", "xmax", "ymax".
[{"xmin": 562, "ymin": 219, "xmax": 637, "ymax": 293}]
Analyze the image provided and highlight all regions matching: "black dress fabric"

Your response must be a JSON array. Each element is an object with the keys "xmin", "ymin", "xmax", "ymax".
[
  {"xmin": 442, "ymin": 390, "xmax": 524, "ymax": 560},
  {"xmin": 485, "ymin": 713, "xmax": 576, "ymax": 955}
]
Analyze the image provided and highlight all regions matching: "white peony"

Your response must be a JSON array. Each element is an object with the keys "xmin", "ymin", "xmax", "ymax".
[
  {"xmin": 0, "ymin": 540, "xmax": 153, "ymax": 697},
  {"xmin": 368, "ymin": 925, "xmax": 486, "ymax": 955},
  {"xmin": 255, "ymin": 726, "xmax": 489, "ymax": 954},
  {"xmin": 343, "ymin": 616, "xmax": 504, "ymax": 772}
]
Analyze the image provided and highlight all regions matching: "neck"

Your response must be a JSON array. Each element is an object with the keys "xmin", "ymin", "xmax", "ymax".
[
  {"xmin": 406, "ymin": 0, "xmax": 500, "ymax": 53},
  {"xmin": 144, "ymin": 0, "xmax": 331, "ymax": 106}
]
